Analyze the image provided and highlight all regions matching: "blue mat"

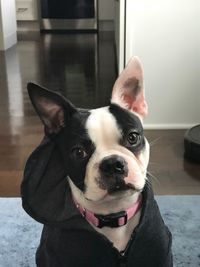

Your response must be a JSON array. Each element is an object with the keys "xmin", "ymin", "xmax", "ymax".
[{"xmin": 0, "ymin": 196, "xmax": 200, "ymax": 267}]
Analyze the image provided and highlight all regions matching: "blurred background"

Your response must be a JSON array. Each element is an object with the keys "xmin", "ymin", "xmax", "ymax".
[{"xmin": 0, "ymin": 0, "xmax": 200, "ymax": 196}]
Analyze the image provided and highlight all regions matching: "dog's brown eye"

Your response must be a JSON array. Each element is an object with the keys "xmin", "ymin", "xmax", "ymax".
[
  {"xmin": 72, "ymin": 148, "xmax": 87, "ymax": 159},
  {"xmin": 127, "ymin": 131, "xmax": 141, "ymax": 146}
]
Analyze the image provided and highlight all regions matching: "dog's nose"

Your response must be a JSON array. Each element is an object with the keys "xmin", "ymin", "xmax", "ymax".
[{"xmin": 99, "ymin": 155, "xmax": 128, "ymax": 176}]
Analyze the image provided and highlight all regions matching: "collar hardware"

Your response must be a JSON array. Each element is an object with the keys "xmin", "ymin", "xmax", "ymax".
[{"xmin": 95, "ymin": 211, "xmax": 128, "ymax": 228}]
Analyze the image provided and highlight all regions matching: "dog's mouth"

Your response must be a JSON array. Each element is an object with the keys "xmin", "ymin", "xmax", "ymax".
[
  {"xmin": 84, "ymin": 182, "xmax": 137, "ymax": 202},
  {"xmin": 107, "ymin": 182, "xmax": 136, "ymax": 195},
  {"xmin": 95, "ymin": 175, "xmax": 140, "ymax": 196},
  {"xmin": 84, "ymin": 174, "xmax": 144, "ymax": 202}
]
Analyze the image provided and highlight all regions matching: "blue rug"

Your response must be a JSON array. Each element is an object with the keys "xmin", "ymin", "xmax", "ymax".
[{"xmin": 0, "ymin": 196, "xmax": 200, "ymax": 267}]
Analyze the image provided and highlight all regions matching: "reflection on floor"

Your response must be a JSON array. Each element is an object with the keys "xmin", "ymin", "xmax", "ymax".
[{"xmin": 0, "ymin": 32, "xmax": 199, "ymax": 197}]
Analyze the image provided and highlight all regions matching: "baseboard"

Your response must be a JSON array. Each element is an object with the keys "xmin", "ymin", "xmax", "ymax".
[
  {"xmin": 17, "ymin": 21, "xmax": 40, "ymax": 32},
  {"xmin": 144, "ymin": 123, "xmax": 197, "ymax": 130}
]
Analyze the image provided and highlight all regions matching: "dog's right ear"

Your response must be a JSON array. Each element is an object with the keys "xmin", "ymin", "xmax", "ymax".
[
  {"xmin": 111, "ymin": 57, "xmax": 148, "ymax": 119},
  {"xmin": 27, "ymin": 83, "xmax": 76, "ymax": 135}
]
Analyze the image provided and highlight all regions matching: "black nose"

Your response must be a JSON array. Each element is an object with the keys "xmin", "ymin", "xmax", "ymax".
[{"xmin": 99, "ymin": 155, "xmax": 128, "ymax": 176}]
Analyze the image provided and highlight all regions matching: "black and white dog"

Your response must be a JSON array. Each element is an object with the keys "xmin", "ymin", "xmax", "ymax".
[{"xmin": 22, "ymin": 57, "xmax": 173, "ymax": 267}]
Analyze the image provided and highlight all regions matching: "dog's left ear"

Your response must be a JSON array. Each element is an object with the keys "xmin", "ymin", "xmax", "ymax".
[
  {"xmin": 111, "ymin": 57, "xmax": 148, "ymax": 118},
  {"xmin": 27, "ymin": 82, "xmax": 76, "ymax": 135}
]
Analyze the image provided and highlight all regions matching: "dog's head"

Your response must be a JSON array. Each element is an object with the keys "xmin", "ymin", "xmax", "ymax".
[
  {"xmin": 27, "ymin": 57, "xmax": 149, "ymax": 205},
  {"xmin": 23, "ymin": 57, "xmax": 149, "ymax": 225}
]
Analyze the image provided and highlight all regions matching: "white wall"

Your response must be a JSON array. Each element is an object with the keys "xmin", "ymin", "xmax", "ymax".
[
  {"xmin": 0, "ymin": 0, "xmax": 17, "ymax": 50},
  {"xmin": 125, "ymin": 0, "xmax": 200, "ymax": 129}
]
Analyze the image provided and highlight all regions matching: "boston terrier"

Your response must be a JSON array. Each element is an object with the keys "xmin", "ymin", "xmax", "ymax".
[{"xmin": 21, "ymin": 57, "xmax": 173, "ymax": 267}]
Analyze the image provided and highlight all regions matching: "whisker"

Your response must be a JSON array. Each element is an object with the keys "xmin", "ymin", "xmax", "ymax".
[
  {"xmin": 147, "ymin": 171, "xmax": 160, "ymax": 185},
  {"xmin": 149, "ymin": 137, "xmax": 162, "ymax": 147},
  {"xmin": 145, "ymin": 179, "xmax": 151, "ymax": 189}
]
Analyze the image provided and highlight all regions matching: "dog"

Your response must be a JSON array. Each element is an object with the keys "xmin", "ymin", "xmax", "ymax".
[{"xmin": 21, "ymin": 57, "xmax": 173, "ymax": 267}]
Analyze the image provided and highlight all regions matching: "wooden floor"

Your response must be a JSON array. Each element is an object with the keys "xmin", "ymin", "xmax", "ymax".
[{"xmin": 0, "ymin": 32, "xmax": 199, "ymax": 197}]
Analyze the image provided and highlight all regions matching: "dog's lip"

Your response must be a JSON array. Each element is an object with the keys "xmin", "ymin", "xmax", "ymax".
[
  {"xmin": 84, "ymin": 187, "xmax": 133, "ymax": 202},
  {"xmin": 84, "ymin": 183, "xmax": 141, "ymax": 202},
  {"xmin": 85, "ymin": 189, "xmax": 134, "ymax": 203},
  {"xmin": 102, "ymin": 187, "xmax": 137, "ymax": 202},
  {"xmin": 108, "ymin": 183, "xmax": 135, "ymax": 194}
]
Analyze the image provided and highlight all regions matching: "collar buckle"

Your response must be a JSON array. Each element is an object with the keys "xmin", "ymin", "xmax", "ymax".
[{"xmin": 95, "ymin": 211, "xmax": 128, "ymax": 228}]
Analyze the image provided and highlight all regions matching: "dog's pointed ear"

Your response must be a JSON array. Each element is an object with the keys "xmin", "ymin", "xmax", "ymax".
[
  {"xmin": 111, "ymin": 57, "xmax": 148, "ymax": 118},
  {"xmin": 27, "ymin": 83, "xmax": 76, "ymax": 135}
]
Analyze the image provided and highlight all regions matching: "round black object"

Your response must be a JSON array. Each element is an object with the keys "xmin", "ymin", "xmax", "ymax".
[{"xmin": 184, "ymin": 124, "xmax": 200, "ymax": 163}]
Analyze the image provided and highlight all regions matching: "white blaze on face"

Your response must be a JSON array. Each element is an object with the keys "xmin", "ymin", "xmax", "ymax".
[
  {"xmin": 84, "ymin": 107, "xmax": 149, "ymax": 201},
  {"xmin": 86, "ymin": 107, "xmax": 122, "ymax": 150}
]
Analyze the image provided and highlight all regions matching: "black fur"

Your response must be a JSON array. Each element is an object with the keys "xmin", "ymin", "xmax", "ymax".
[
  {"xmin": 55, "ymin": 109, "xmax": 95, "ymax": 191},
  {"xmin": 109, "ymin": 104, "xmax": 145, "ymax": 154}
]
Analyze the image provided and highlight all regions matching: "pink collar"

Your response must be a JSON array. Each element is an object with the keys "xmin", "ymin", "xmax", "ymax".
[{"xmin": 73, "ymin": 195, "xmax": 142, "ymax": 228}]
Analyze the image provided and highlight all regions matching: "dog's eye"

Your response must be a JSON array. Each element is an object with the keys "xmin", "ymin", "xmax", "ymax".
[
  {"xmin": 72, "ymin": 147, "xmax": 88, "ymax": 160},
  {"xmin": 127, "ymin": 131, "xmax": 141, "ymax": 146}
]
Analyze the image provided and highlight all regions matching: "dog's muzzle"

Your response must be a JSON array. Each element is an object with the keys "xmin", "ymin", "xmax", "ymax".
[{"xmin": 98, "ymin": 155, "xmax": 129, "ymax": 193}]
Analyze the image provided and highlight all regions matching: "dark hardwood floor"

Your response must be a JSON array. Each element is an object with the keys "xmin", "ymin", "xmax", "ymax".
[
  {"xmin": 145, "ymin": 130, "xmax": 200, "ymax": 195},
  {"xmin": 0, "ymin": 32, "xmax": 199, "ymax": 197}
]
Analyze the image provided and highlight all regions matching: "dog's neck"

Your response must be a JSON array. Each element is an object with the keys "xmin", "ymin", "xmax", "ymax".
[
  {"xmin": 95, "ymin": 208, "xmax": 142, "ymax": 252},
  {"xmin": 69, "ymin": 178, "xmax": 142, "ymax": 251}
]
